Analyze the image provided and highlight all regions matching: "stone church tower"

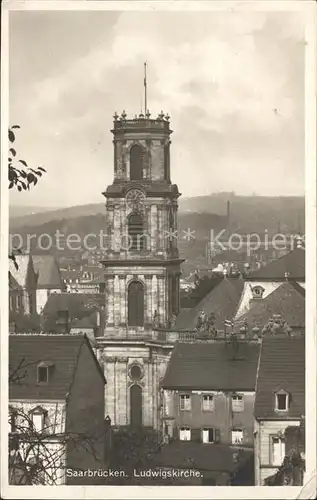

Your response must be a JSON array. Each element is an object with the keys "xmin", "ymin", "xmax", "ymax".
[{"xmin": 97, "ymin": 108, "xmax": 183, "ymax": 429}]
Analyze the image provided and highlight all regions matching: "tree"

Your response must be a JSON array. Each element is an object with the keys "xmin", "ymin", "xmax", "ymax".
[
  {"xmin": 8, "ymin": 125, "xmax": 46, "ymax": 268},
  {"xmin": 8, "ymin": 126, "xmax": 46, "ymax": 191},
  {"xmin": 108, "ymin": 427, "xmax": 163, "ymax": 484},
  {"xmin": 261, "ymin": 314, "xmax": 292, "ymax": 336}
]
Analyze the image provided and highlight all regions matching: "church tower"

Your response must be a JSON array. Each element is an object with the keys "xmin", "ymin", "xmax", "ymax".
[{"xmin": 97, "ymin": 101, "xmax": 183, "ymax": 429}]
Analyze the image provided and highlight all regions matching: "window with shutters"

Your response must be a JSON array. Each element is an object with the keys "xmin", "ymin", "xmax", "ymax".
[
  {"xmin": 275, "ymin": 390, "xmax": 289, "ymax": 412},
  {"xmin": 232, "ymin": 428, "xmax": 244, "ymax": 445},
  {"xmin": 128, "ymin": 281, "xmax": 144, "ymax": 327},
  {"xmin": 130, "ymin": 144, "xmax": 144, "ymax": 180},
  {"xmin": 202, "ymin": 394, "xmax": 214, "ymax": 411},
  {"xmin": 179, "ymin": 394, "xmax": 191, "ymax": 411},
  {"xmin": 271, "ymin": 436, "xmax": 286, "ymax": 466},
  {"xmin": 128, "ymin": 213, "xmax": 145, "ymax": 251},
  {"xmin": 202, "ymin": 428, "xmax": 214, "ymax": 443},
  {"xmin": 179, "ymin": 427, "xmax": 191, "ymax": 441},
  {"xmin": 232, "ymin": 394, "xmax": 244, "ymax": 412}
]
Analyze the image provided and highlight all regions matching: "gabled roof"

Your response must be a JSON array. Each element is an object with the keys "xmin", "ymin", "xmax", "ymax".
[
  {"xmin": 9, "ymin": 334, "xmax": 105, "ymax": 400},
  {"xmin": 9, "ymin": 255, "xmax": 30, "ymax": 288},
  {"xmin": 246, "ymin": 247, "xmax": 305, "ymax": 280},
  {"xmin": 9, "ymin": 272, "xmax": 22, "ymax": 291},
  {"xmin": 162, "ymin": 341, "xmax": 260, "ymax": 391},
  {"xmin": 175, "ymin": 278, "xmax": 244, "ymax": 331},
  {"xmin": 237, "ymin": 281, "xmax": 305, "ymax": 329},
  {"xmin": 254, "ymin": 336, "xmax": 305, "ymax": 420},
  {"xmin": 31, "ymin": 255, "xmax": 64, "ymax": 289}
]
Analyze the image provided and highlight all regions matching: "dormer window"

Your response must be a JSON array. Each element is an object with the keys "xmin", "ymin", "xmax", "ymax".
[
  {"xmin": 275, "ymin": 390, "xmax": 289, "ymax": 412},
  {"xmin": 37, "ymin": 362, "xmax": 54, "ymax": 384}
]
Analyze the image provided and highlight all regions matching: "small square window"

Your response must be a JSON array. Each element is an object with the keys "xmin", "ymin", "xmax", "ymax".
[
  {"xmin": 202, "ymin": 395, "xmax": 214, "ymax": 412},
  {"xmin": 232, "ymin": 394, "xmax": 244, "ymax": 412},
  {"xmin": 179, "ymin": 427, "xmax": 191, "ymax": 441},
  {"xmin": 179, "ymin": 394, "xmax": 191, "ymax": 411}
]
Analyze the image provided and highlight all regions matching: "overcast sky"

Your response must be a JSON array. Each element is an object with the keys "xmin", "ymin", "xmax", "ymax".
[{"xmin": 9, "ymin": 8, "xmax": 305, "ymax": 208}]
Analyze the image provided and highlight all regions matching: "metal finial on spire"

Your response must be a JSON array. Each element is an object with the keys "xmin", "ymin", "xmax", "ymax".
[{"xmin": 144, "ymin": 62, "xmax": 148, "ymax": 115}]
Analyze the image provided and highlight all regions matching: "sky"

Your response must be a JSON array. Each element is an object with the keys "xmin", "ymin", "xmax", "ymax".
[{"xmin": 9, "ymin": 7, "xmax": 305, "ymax": 208}]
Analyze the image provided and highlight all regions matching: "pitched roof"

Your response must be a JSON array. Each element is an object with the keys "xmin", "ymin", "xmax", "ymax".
[
  {"xmin": 31, "ymin": 255, "xmax": 64, "ymax": 289},
  {"xmin": 162, "ymin": 341, "xmax": 260, "ymax": 391},
  {"xmin": 237, "ymin": 281, "xmax": 305, "ymax": 329},
  {"xmin": 9, "ymin": 255, "xmax": 30, "ymax": 288},
  {"xmin": 246, "ymin": 247, "xmax": 305, "ymax": 280},
  {"xmin": 254, "ymin": 336, "xmax": 305, "ymax": 420},
  {"xmin": 155, "ymin": 442, "xmax": 253, "ymax": 474},
  {"xmin": 43, "ymin": 292, "xmax": 104, "ymax": 316},
  {"xmin": 175, "ymin": 278, "xmax": 244, "ymax": 331},
  {"xmin": 9, "ymin": 334, "xmax": 105, "ymax": 400}
]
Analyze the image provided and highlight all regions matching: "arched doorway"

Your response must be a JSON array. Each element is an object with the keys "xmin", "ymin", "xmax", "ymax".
[
  {"xmin": 128, "ymin": 281, "xmax": 144, "ymax": 326},
  {"xmin": 130, "ymin": 384, "xmax": 142, "ymax": 428}
]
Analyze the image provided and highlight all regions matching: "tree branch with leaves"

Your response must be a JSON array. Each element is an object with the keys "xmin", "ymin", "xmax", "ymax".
[{"xmin": 8, "ymin": 125, "xmax": 46, "ymax": 191}]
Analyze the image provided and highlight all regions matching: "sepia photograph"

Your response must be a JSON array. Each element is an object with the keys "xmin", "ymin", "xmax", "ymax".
[{"xmin": 1, "ymin": 1, "xmax": 316, "ymax": 498}]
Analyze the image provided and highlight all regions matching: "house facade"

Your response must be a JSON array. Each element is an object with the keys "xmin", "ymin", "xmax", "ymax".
[
  {"xmin": 161, "ymin": 341, "xmax": 260, "ymax": 447},
  {"xmin": 9, "ymin": 334, "xmax": 110, "ymax": 485},
  {"xmin": 254, "ymin": 336, "xmax": 305, "ymax": 485}
]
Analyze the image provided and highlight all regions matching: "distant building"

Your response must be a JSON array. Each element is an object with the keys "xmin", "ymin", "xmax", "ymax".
[
  {"xmin": 31, "ymin": 255, "xmax": 65, "ymax": 313},
  {"xmin": 235, "ymin": 247, "xmax": 305, "ymax": 319},
  {"xmin": 42, "ymin": 293, "xmax": 105, "ymax": 340},
  {"xmin": 254, "ymin": 336, "xmax": 305, "ymax": 485},
  {"xmin": 9, "ymin": 255, "xmax": 38, "ymax": 315},
  {"xmin": 9, "ymin": 334, "xmax": 111, "ymax": 485},
  {"xmin": 235, "ymin": 281, "xmax": 305, "ymax": 337}
]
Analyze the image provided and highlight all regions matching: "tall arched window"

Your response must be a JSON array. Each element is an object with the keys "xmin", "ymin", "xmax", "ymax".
[
  {"xmin": 130, "ymin": 145, "xmax": 144, "ymax": 180},
  {"xmin": 128, "ymin": 281, "xmax": 144, "ymax": 326},
  {"xmin": 164, "ymin": 143, "xmax": 170, "ymax": 181},
  {"xmin": 130, "ymin": 384, "xmax": 142, "ymax": 428},
  {"xmin": 128, "ymin": 213, "xmax": 145, "ymax": 251}
]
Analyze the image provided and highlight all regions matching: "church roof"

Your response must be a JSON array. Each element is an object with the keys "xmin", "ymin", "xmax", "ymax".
[
  {"xmin": 254, "ymin": 336, "xmax": 305, "ymax": 420},
  {"xmin": 237, "ymin": 281, "xmax": 305, "ymax": 330},
  {"xmin": 246, "ymin": 247, "xmax": 305, "ymax": 281},
  {"xmin": 175, "ymin": 278, "xmax": 244, "ymax": 331},
  {"xmin": 9, "ymin": 255, "xmax": 31, "ymax": 289},
  {"xmin": 162, "ymin": 341, "xmax": 260, "ymax": 391}
]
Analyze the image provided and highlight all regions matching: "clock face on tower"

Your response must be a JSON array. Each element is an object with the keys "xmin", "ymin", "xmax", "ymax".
[{"xmin": 125, "ymin": 188, "xmax": 145, "ymax": 211}]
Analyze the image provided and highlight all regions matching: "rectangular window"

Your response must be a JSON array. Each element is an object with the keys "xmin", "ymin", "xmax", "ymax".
[
  {"xmin": 271, "ymin": 436, "xmax": 285, "ymax": 466},
  {"xmin": 37, "ymin": 366, "xmax": 48, "ymax": 383},
  {"xmin": 202, "ymin": 395, "xmax": 214, "ymax": 411},
  {"xmin": 179, "ymin": 394, "xmax": 191, "ymax": 411},
  {"xmin": 32, "ymin": 413, "xmax": 44, "ymax": 433},
  {"xmin": 179, "ymin": 427, "xmax": 191, "ymax": 441},
  {"xmin": 202, "ymin": 428, "xmax": 214, "ymax": 443},
  {"xmin": 232, "ymin": 394, "xmax": 244, "ymax": 412},
  {"xmin": 232, "ymin": 428, "xmax": 244, "ymax": 445},
  {"xmin": 275, "ymin": 392, "xmax": 289, "ymax": 411}
]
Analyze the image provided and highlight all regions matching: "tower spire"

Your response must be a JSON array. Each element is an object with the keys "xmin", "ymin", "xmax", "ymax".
[{"xmin": 144, "ymin": 62, "xmax": 147, "ymax": 115}]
